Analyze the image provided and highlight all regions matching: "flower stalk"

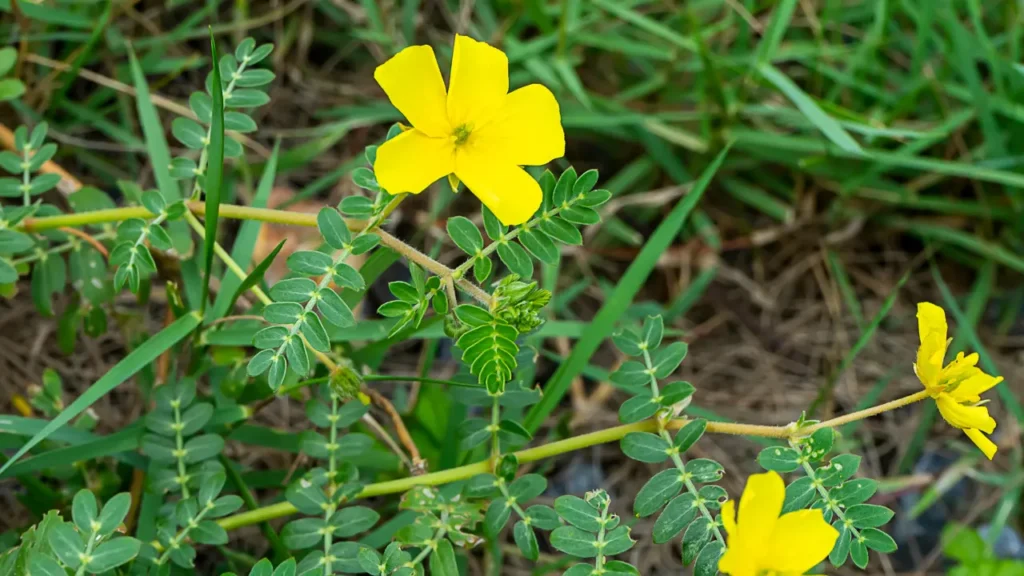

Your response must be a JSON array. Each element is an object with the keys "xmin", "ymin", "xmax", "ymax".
[{"xmin": 215, "ymin": 390, "xmax": 932, "ymax": 531}]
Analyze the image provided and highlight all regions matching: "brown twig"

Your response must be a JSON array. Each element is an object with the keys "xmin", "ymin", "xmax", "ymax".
[
  {"xmin": 19, "ymin": 54, "xmax": 270, "ymax": 157},
  {"xmin": 59, "ymin": 227, "xmax": 109, "ymax": 257},
  {"xmin": 363, "ymin": 386, "xmax": 425, "ymax": 474}
]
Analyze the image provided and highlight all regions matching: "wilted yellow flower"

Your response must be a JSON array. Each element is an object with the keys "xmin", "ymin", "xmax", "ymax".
[
  {"xmin": 719, "ymin": 471, "xmax": 838, "ymax": 576},
  {"xmin": 915, "ymin": 302, "xmax": 1002, "ymax": 459},
  {"xmin": 372, "ymin": 35, "xmax": 565, "ymax": 226}
]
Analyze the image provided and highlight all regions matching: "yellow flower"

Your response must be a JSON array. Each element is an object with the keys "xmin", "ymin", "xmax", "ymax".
[
  {"xmin": 915, "ymin": 302, "xmax": 1002, "ymax": 459},
  {"xmin": 719, "ymin": 471, "xmax": 838, "ymax": 576},
  {"xmin": 372, "ymin": 35, "xmax": 565, "ymax": 226}
]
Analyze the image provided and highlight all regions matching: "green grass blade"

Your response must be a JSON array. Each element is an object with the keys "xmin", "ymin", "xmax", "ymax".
[
  {"xmin": 211, "ymin": 141, "xmax": 281, "ymax": 321},
  {"xmin": 808, "ymin": 271, "xmax": 909, "ymax": 416},
  {"xmin": 201, "ymin": 31, "xmax": 226, "ymax": 314},
  {"xmin": 0, "ymin": 0, "xmax": 93, "ymax": 28},
  {"xmin": 663, "ymin": 265, "xmax": 717, "ymax": 323},
  {"xmin": 524, "ymin": 146, "xmax": 730, "ymax": 432},
  {"xmin": 753, "ymin": 0, "xmax": 798, "ymax": 65},
  {"xmin": 758, "ymin": 63, "xmax": 864, "ymax": 155},
  {"xmin": 0, "ymin": 312, "xmax": 201, "ymax": 476},
  {"xmin": 0, "ymin": 426, "xmax": 144, "ymax": 478},
  {"xmin": 885, "ymin": 218, "xmax": 1024, "ymax": 274},
  {"xmin": 127, "ymin": 43, "xmax": 192, "ymax": 256},
  {"xmin": 226, "ymin": 239, "xmax": 285, "ymax": 313},
  {"xmin": 825, "ymin": 250, "xmax": 864, "ymax": 329}
]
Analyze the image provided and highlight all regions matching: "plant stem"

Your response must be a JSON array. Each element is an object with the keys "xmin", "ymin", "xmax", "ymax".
[
  {"xmin": 594, "ymin": 499, "xmax": 608, "ymax": 571},
  {"xmin": 216, "ymin": 390, "xmax": 931, "ymax": 531},
  {"xmin": 489, "ymin": 395, "xmax": 501, "ymax": 465},
  {"xmin": 798, "ymin": 390, "xmax": 931, "ymax": 435},
  {"xmin": 20, "ymin": 145, "xmax": 31, "ymax": 206},
  {"xmin": 794, "ymin": 438, "xmax": 861, "ymax": 541},
  {"xmin": 157, "ymin": 502, "xmax": 213, "ymax": 564},
  {"xmin": 73, "ymin": 528, "xmax": 99, "ymax": 576},
  {"xmin": 643, "ymin": 348, "xmax": 724, "ymax": 544},
  {"xmin": 406, "ymin": 512, "xmax": 449, "ymax": 568},
  {"xmin": 20, "ymin": 201, "xmax": 494, "ymax": 305},
  {"xmin": 322, "ymin": 392, "xmax": 340, "ymax": 576},
  {"xmin": 183, "ymin": 210, "xmax": 339, "ymax": 372},
  {"xmin": 172, "ymin": 400, "xmax": 190, "ymax": 499}
]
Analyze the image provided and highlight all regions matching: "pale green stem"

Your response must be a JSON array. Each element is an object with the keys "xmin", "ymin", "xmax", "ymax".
[
  {"xmin": 213, "ymin": 389, "xmax": 928, "ymax": 532},
  {"xmin": 642, "ymin": 349, "xmax": 724, "ymax": 544},
  {"xmin": 172, "ymin": 400, "xmax": 191, "ymax": 499},
  {"xmin": 21, "ymin": 146, "xmax": 31, "ymax": 206},
  {"xmin": 157, "ymin": 501, "xmax": 214, "ymax": 565},
  {"xmin": 405, "ymin": 512, "xmax": 449, "ymax": 569},
  {"xmin": 73, "ymin": 529, "xmax": 99, "ymax": 576}
]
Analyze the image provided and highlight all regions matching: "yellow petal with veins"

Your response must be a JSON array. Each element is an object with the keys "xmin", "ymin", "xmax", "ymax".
[
  {"xmin": 454, "ymin": 148, "xmax": 541, "ymax": 226},
  {"xmin": 374, "ymin": 46, "xmax": 450, "ymax": 137},
  {"xmin": 374, "ymin": 130, "xmax": 454, "ymax": 195},
  {"xmin": 447, "ymin": 35, "xmax": 508, "ymax": 130},
  {"xmin": 964, "ymin": 428, "xmax": 998, "ymax": 460},
  {"xmin": 950, "ymin": 373, "xmax": 1003, "ymax": 403},
  {"xmin": 763, "ymin": 510, "xmax": 839, "ymax": 574},
  {"xmin": 936, "ymin": 393, "xmax": 996, "ymax": 433},
  {"xmin": 470, "ymin": 84, "xmax": 565, "ymax": 166}
]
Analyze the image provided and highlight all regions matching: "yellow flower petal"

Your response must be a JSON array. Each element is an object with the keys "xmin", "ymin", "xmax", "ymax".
[
  {"xmin": 916, "ymin": 302, "xmax": 949, "ymax": 388},
  {"xmin": 454, "ymin": 149, "xmax": 541, "ymax": 225},
  {"xmin": 950, "ymin": 373, "xmax": 1003, "ymax": 403},
  {"xmin": 717, "ymin": 547, "xmax": 757, "ymax": 576},
  {"xmin": 374, "ymin": 45, "xmax": 450, "ymax": 137},
  {"xmin": 964, "ymin": 428, "xmax": 998, "ymax": 460},
  {"xmin": 470, "ymin": 84, "xmax": 565, "ymax": 166},
  {"xmin": 917, "ymin": 302, "xmax": 947, "ymax": 344},
  {"xmin": 447, "ymin": 35, "xmax": 508, "ymax": 130},
  {"xmin": 763, "ymin": 510, "xmax": 839, "ymax": 573},
  {"xmin": 721, "ymin": 500, "xmax": 737, "ymax": 536},
  {"xmin": 936, "ymin": 393, "xmax": 996, "ymax": 433},
  {"xmin": 374, "ymin": 130, "xmax": 454, "ymax": 194}
]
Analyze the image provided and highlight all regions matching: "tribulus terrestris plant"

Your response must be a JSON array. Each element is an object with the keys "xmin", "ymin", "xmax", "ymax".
[{"xmin": 0, "ymin": 31, "xmax": 1008, "ymax": 576}]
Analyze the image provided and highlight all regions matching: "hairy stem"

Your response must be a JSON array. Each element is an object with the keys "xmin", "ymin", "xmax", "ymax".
[
  {"xmin": 20, "ymin": 201, "xmax": 494, "ymax": 305},
  {"xmin": 215, "ymin": 390, "xmax": 931, "ymax": 531}
]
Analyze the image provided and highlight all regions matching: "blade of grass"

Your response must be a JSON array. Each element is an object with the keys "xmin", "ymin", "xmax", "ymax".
[
  {"xmin": 211, "ymin": 141, "xmax": 280, "ymax": 321},
  {"xmin": 758, "ymin": 63, "xmax": 864, "ymax": 155},
  {"xmin": 808, "ymin": 270, "xmax": 908, "ymax": 416},
  {"xmin": 0, "ymin": 312, "xmax": 201, "ymax": 476},
  {"xmin": 826, "ymin": 250, "xmax": 865, "ymax": 329},
  {"xmin": 225, "ymin": 239, "xmax": 285, "ymax": 313},
  {"xmin": 0, "ymin": 425, "xmax": 145, "ymax": 478},
  {"xmin": 524, "ymin": 147, "xmax": 730, "ymax": 432},
  {"xmin": 201, "ymin": 31, "xmax": 226, "ymax": 315},
  {"xmin": 127, "ymin": 43, "xmax": 192, "ymax": 257},
  {"xmin": 884, "ymin": 218, "xmax": 1024, "ymax": 274},
  {"xmin": 752, "ymin": 0, "xmax": 798, "ymax": 65},
  {"xmin": 663, "ymin": 265, "xmax": 717, "ymax": 323},
  {"xmin": 732, "ymin": 129, "xmax": 1024, "ymax": 188}
]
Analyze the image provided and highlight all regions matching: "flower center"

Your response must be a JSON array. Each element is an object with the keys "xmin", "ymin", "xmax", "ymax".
[{"xmin": 452, "ymin": 123, "xmax": 472, "ymax": 146}]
